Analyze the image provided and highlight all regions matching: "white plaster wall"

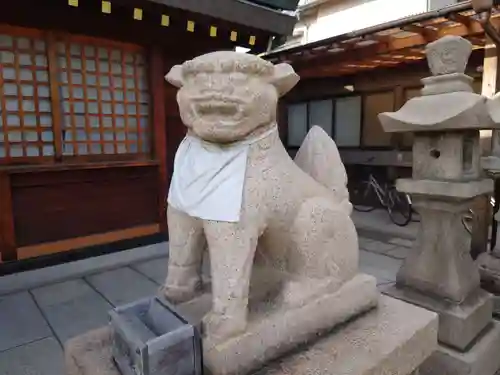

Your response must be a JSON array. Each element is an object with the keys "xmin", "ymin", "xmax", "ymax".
[{"xmin": 306, "ymin": 0, "xmax": 429, "ymax": 43}]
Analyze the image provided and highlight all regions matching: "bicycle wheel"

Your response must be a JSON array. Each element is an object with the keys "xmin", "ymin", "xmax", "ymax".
[
  {"xmin": 387, "ymin": 188, "xmax": 412, "ymax": 226},
  {"xmin": 351, "ymin": 182, "xmax": 377, "ymax": 212},
  {"xmin": 462, "ymin": 209, "xmax": 474, "ymax": 234}
]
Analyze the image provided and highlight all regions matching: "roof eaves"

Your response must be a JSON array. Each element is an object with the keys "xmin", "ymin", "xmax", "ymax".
[
  {"xmin": 146, "ymin": 0, "xmax": 298, "ymax": 35},
  {"xmin": 262, "ymin": 0, "xmax": 480, "ymax": 58}
]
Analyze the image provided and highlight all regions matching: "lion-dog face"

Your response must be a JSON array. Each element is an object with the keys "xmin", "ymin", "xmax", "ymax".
[{"xmin": 166, "ymin": 51, "xmax": 298, "ymax": 144}]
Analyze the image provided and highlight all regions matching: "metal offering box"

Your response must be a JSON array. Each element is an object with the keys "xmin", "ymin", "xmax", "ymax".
[{"xmin": 109, "ymin": 296, "xmax": 202, "ymax": 375}]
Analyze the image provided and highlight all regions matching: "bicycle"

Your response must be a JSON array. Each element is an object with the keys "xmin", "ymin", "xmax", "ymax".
[{"xmin": 350, "ymin": 173, "xmax": 413, "ymax": 227}]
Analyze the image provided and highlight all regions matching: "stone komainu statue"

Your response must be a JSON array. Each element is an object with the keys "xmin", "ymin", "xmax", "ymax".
[{"xmin": 163, "ymin": 51, "xmax": 378, "ymax": 375}]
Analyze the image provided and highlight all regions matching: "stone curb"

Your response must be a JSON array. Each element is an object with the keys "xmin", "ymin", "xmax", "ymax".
[
  {"xmin": 0, "ymin": 214, "xmax": 416, "ymax": 297},
  {"xmin": 356, "ymin": 225, "xmax": 417, "ymax": 241},
  {"xmin": 0, "ymin": 222, "xmax": 414, "ymax": 297},
  {"xmin": 0, "ymin": 242, "xmax": 169, "ymax": 296}
]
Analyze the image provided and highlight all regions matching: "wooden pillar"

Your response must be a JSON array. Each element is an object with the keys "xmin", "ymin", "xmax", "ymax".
[
  {"xmin": 390, "ymin": 86, "xmax": 405, "ymax": 150},
  {"xmin": 277, "ymin": 101, "xmax": 288, "ymax": 146},
  {"xmin": 150, "ymin": 47, "xmax": 168, "ymax": 234},
  {"xmin": 0, "ymin": 172, "xmax": 17, "ymax": 261},
  {"xmin": 481, "ymin": 37, "xmax": 500, "ymax": 155}
]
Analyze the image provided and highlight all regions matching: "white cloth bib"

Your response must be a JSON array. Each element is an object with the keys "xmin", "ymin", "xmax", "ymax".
[{"xmin": 168, "ymin": 126, "xmax": 277, "ymax": 222}]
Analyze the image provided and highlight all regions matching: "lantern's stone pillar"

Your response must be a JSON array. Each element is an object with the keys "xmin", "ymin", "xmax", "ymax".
[{"xmin": 379, "ymin": 35, "xmax": 500, "ymax": 375}]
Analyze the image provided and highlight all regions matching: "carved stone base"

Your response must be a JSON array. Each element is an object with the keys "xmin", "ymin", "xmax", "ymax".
[
  {"xmin": 382, "ymin": 284, "xmax": 493, "ymax": 351},
  {"xmin": 418, "ymin": 321, "xmax": 500, "ymax": 375},
  {"xmin": 64, "ymin": 296, "xmax": 438, "ymax": 375},
  {"xmin": 198, "ymin": 273, "xmax": 379, "ymax": 375}
]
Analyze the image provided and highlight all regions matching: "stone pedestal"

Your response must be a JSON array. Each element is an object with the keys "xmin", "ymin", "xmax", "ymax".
[
  {"xmin": 201, "ymin": 274, "xmax": 377, "ymax": 375},
  {"xmin": 64, "ymin": 296, "xmax": 438, "ymax": 375},
  {"xmin": 378, "ymin": 35, "xmax": 500, "ymax": 375},
  {"xmin": 382, "ymin": 182, "xmax": 500, "ymax": 375},
  {"xmin": 384, "ymin": 284, "xmax": 500, "ymax": 375}
]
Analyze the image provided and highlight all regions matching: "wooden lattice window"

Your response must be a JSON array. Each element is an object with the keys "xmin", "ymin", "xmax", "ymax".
[
  {"xmin": 0, "ymin": 26, "xmax": 151, "ymax": 164},
  {"xmin": 55, "ymin": 38, "xmax": 149, "ymax": 156},
  {"xmin": 0, "ymin": 31, "xmax": 54, "ymax": 160}
]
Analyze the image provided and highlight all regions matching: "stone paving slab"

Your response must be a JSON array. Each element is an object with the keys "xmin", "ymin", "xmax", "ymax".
[
  {"xmin": 0, "ymin": 336, "xmax": 65, "ymax": 375},
  {"xmin": 359, "ymin": 239, "xmax": 397, "ymax": 255},
  {"xmin": 359, "ymin": 250, "xmax": 402, "ymax": 284},
  {"xmin": 0, "ymin": 231, "xmax": 418, "ymax": 375},
  {"xmin": 388, "ymin": 237, "xmax": 414, "ymax": 248},
  {"xmin": 386, "ymin": 245, "xmax": 411, "ymax": 260},
  {"xmin": 0, "ymin": 242, "xmax": 168, "ymax": 296},
  {"xmin": 0, "ymin": 291, "xmax": 52, "ymax": 352},
  {"xmin": 31, "ymin": 279, "xmax": 112, "ymax": 344},
  {"xmin": 352, "ymin": 210, "xmax": 418, "ymax": 240},
  {"xmin": 131, "ymin": 257, "xmax": 168, "ymax": 285},
  {"xmin": 358, "ymin": 237, "xmax": 376, "ymax": 250},
  {"xmin": 85, "ymin": 267, "xmax": 159, "ymax": 306}
]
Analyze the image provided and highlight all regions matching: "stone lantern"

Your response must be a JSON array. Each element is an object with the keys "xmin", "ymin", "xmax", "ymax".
[{"xmin": 379, "ymin": 35, "xmax": 500, "ymax": 375}]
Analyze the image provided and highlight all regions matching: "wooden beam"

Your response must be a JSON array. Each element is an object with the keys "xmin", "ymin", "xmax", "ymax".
[
  {"xmin": 294, "ymin": 41, "xmax": 388, "ymax": 70},
  {"xmin": 17, "ymin": 224, "xmax": 160, "ymax": 259},
  {"xmin": 402, "ymin": 24, "xmax": 438, "ymax": 40},
  {"xmin": 482, "ymin": 40, "xmax": 500, "ymax": 99},
  {"xmin": 46, "ymin": 32, "xmax": 64, "ymax": 161},
  {"xmin": 288, "ymin": 16, "xmax": 500, "ymax": 72},
  {"xmin": 391, "ymin": 86, "xmax": 405, "ymax": 148},
  {"xmin": 482, "ymin": 37, "xmax": 500, "ymax": 157},
  {"xmin": 150, "ymin": 47, "xmax": 168, "ymax": 234},
  {"xmin": 293, "ymin": 33, "xmax": 430, "ymax": 71},
  {"xmin": 298, "ymin": 47, "xmax": 413, "ymax": 78},
  {"xmin": 448, "ymin": 13, "xmax": 474, "ymax": 27},
  {"xmin": 0, "ymin": 172, "xmax": 17, "ymax": 262},
  {"xmin": 302, "ymin": 46, "xmax": 485, "ymax": 79},
  {"xmin": 369, "ymin": 33, "xmax": 396, "ymax": 44}
]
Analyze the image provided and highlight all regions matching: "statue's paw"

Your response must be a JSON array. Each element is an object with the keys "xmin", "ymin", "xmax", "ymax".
[
  {"xmin": 281, "ymin": 278, "xmax": 342, "ymax": 308},
  {"xmin": 159, "ymin": 283, "xmax": 199, "ymax": 304},
  {"xmin": 202, "ymin": 311, "xmax": 247, "ymax": 342}
]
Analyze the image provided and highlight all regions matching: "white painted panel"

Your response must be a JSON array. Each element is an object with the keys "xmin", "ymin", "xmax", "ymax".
[
  {"xmin": 308, "ymin": 0, "xmax": 428, "ymax": 42},
  {"xmin": 335, "ymin": 96, "xmax": 362, "ymax": 147},
  {"xmin": 0, "ymin": 35, "xmax": 13, "ymax": 48},
  {"xmin": 288, "ymin": 103, "xmax": 308, "ymax": 147},
  {"xmin": 308, "ymin": 99, "xmax": 333, "ymax": 136}
]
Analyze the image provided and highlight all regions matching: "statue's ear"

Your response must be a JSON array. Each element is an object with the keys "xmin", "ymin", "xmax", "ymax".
[
  {"xmin": 270, "ymin": 63, "xmax": 299, "ymax": 97},
  {"xmin": 165, "ymin": 65, "xmax": 184, "ymax": 88}
]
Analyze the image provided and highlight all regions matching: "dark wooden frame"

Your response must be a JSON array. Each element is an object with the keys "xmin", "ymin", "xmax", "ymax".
[
  {"xmin": 0, "ymin": 23, "xmax": 167, "ymax": 261},
  {"xmin": 0, "ymin": 24, "xmax": 154, "ymax": 166}
]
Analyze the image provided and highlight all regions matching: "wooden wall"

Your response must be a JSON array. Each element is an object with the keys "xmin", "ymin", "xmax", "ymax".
[
  {"xmin": 280, "ymin": 50, "xmax": 485, "ymax": 171},
  {"xmin": 0, "ymin": 0, "xmax": 234, "ymax": 263},
  {"xmin": 2, "ymin": 163, "xmax": 160, "ymax": 260}
]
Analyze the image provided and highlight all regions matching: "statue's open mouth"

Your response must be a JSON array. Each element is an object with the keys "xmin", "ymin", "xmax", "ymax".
[{"xmin": 194, "ymin": 101, "xmax": 241, "ymax": 119}]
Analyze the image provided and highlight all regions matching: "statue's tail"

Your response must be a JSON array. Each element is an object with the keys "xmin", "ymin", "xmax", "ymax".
[{"xmin": 294, "ymin": 126, "xmax": 352, "ymax": 215}]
